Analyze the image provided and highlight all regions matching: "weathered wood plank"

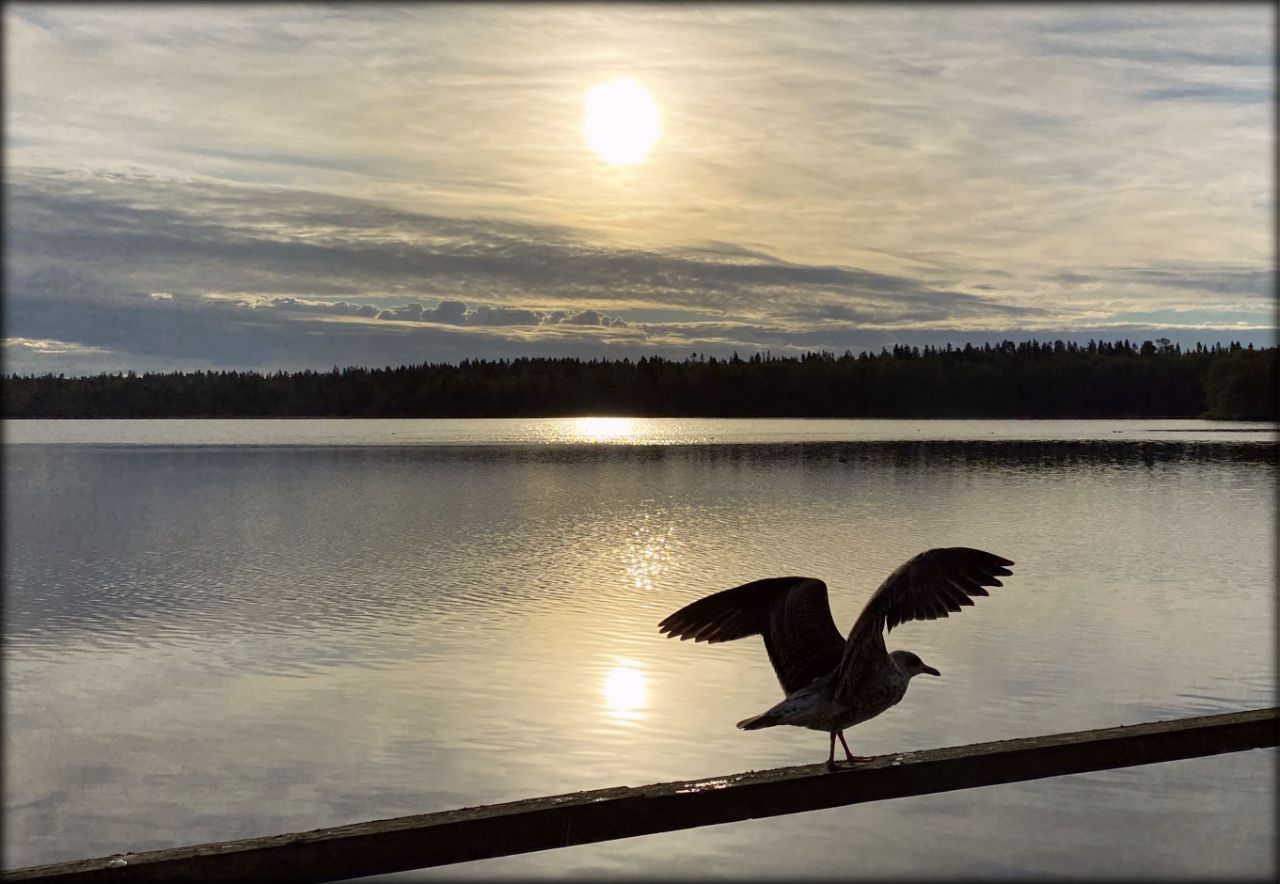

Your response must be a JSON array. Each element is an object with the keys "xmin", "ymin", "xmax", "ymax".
[{"xmin": 5, "ymin": 707, "xmax": 1276, "ymax": 884}]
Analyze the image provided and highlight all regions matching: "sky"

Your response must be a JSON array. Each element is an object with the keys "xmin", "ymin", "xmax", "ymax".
[{"xmin": 3, "ymin": 3, "xmax": 1275, "ymax": 375}]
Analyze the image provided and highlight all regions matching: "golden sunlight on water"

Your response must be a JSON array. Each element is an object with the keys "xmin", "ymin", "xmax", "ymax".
[
  {"xmin": 574, "ymin": 417, "xmax": 634, "ymax": 441},
  {"xmin": 603, "ymin": 661, "xmax": 648, "ymax": 722},
  {"xmin": 3, "ymin": 436, "xmax": 1275, "ymax": 876},
  {"xmin": 624, "ymin": 514, "xmax": 674, "ymax": 591}
]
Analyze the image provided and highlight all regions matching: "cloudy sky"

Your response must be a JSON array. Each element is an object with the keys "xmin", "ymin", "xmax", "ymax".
[{"xmin": 4, "ymin": 3, "xmax": 1275, "ymax": 374}]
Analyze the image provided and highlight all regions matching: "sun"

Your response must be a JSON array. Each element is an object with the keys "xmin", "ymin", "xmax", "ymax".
[{"xmin": 583, "ymin": 79, "xmax": 661, "ymax": 166}]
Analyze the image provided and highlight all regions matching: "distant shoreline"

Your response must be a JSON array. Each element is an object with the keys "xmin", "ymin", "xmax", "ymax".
[
  {"xmin": 3, "ymin": 415, "xmax": 1274, "ymax": 424},
  {"xmin": 4, "ymin": 341, "xmax": 1276, "ymax": 421}
]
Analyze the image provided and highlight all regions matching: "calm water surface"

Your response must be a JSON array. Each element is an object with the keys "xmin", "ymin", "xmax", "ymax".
[{"xmin": 3, "ymin": 419, "xmax": 1275, "ymax": 878}]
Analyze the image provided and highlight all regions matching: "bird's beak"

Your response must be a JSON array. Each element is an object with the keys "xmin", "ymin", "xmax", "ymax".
[{"xmin": 923, "ymin": 666, "xmax": 941, "ymax": 677}]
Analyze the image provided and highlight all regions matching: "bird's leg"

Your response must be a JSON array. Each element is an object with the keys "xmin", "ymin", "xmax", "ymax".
[
  {"xmin": 826, "ymin": 732, "xmax": 838, "ymax": 771},
  {"xmin": 837, "ymin": 730, "xmax": 873, "ymax": 764}
]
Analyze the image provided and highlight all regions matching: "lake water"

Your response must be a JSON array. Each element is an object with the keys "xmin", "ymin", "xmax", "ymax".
[{"xmin": 3, "ymin": 419, "xmax": 1276, "ymax": 878}]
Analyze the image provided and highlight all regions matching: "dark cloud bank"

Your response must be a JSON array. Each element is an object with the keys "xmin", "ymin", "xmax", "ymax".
[{"xmin": 4, "ymin": 169, "xmax": 1274, "ymax": 374}]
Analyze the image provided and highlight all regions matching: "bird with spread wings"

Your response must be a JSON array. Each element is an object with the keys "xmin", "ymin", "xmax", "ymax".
[{"xmin": 658, "ymin": 547, "xmax": 1015, "ymax": 769}]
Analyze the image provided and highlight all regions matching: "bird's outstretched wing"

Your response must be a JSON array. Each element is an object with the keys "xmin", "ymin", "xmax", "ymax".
[
  {"xmin": 835, "ymin": 547, "xmax": 1014, "ymax": 697},
  {"xmin": 658, "ymin": 576, "xmax": 845, "ymax": 695}
]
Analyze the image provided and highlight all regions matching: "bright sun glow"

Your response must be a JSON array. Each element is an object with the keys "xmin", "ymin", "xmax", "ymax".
[
  {"xmin": 604, "ymin": 664, "xmax": 648, "ymax": 715},
  {"xmin": 576, "ymin": 417, "xmax": 633, "ymax": 441},
  {"xmin": 583, "ymin": 79, "xmax": 661, "ymax": 166}
]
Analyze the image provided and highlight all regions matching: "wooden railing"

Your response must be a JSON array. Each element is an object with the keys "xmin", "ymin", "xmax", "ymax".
[{"xmin": 5, "ymin": 707, "xmax": 1276, "ymax": 884}]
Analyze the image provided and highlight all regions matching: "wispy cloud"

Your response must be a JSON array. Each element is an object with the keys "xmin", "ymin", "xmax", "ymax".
[
  {"xmin": 3, "ymin": 337, "xmax": 110, "ymax": 356},
  {"xmin": 3, "ymin": 4, "xmax": 1274, "ymax": 372},
  {"xmin": 6, "ymin": 168, "xmax": 1037, "ymax": 323}
]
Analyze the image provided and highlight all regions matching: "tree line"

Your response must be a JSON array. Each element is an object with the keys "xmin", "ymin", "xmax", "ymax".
[{"xmin": 3, "ymin": 338, "xmax": 1276, "ymax": 420}]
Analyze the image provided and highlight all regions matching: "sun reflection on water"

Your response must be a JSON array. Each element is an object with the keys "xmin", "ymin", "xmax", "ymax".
[
  {"xmin": 536, "ymin": 417, "xmax": 717, "ymax": 444},
  {"xmin": 603, "ymin": 662, "xmax": 648, "ymax": 722},
  {"xmin": 625, "ymin": 515, "xmax": 673, "ymax": 591},
  {"xmin": 575, "ymin": 417, "xmax": 635, "ymax": 442}
]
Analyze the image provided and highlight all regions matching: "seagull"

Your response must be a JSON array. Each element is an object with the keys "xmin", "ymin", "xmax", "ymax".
[{"xmin": 658, "ymin": 547, "xmax": 1015, "ymax": 770}]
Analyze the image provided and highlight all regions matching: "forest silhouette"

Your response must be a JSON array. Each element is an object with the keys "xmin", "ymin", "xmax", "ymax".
[{"xmin": 3, "ymin": 338, "xmax": 1275, "ymax": 420}]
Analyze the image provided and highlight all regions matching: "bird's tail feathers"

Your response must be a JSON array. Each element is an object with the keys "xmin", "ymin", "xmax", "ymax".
[{"xmin": 736, "ymin": 711, "xmax": 781, "ymax": 730}]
